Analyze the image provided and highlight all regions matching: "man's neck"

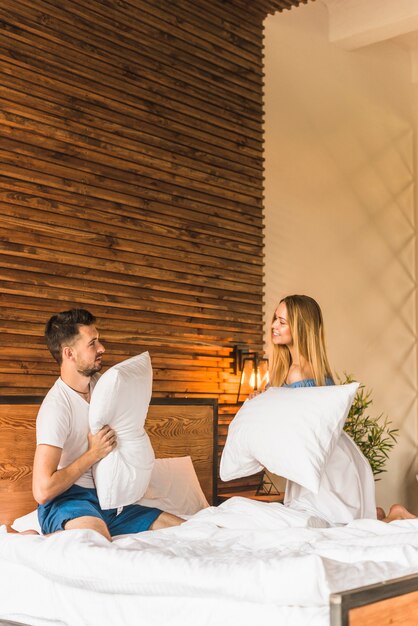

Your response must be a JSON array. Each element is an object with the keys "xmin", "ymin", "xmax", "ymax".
[{"xmin": 60, "ymin": 367, "xmax": 91, "ymax": 395}]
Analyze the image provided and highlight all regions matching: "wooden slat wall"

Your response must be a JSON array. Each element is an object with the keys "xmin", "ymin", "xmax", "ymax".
[{"xmin": 0, "ymin": 0, "xmax": 309, "ymax": 495}]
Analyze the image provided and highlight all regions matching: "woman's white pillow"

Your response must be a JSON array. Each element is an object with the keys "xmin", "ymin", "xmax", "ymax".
[
  {"xmin": 89, "ymin": 352, "xmax": 155, "ymax": 509},
  {"xmin": 12, "ymin": 457, "xmax": 209, "ymax": 533},
  {"xmin": 220, "ymin": 382, "xmax": 359, "ymax": 494}
]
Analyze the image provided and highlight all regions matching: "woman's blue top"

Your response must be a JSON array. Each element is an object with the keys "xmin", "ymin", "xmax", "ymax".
[{"xmin": 283, "ymin": 377, "xmax": 334, "ymax": 388}]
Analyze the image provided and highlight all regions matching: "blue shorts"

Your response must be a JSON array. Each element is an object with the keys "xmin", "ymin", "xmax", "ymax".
[{"xmin": 38, "ymin": 484, "xmax": 162, "ymax": 536}]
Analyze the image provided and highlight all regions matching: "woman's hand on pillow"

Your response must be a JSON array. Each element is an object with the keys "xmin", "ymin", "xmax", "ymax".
[
  {"xmin": 247, "ymin": 389, "xmax": 266, "ymax": 400},
  {"xmin": 88, "ymin": 425, "xmax": 117, "ymax": 462}
]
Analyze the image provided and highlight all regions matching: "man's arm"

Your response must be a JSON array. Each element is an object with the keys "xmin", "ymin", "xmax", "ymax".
[{"xmin": 32, "ymin": 426, "xmax": 116, "ymax": 505}]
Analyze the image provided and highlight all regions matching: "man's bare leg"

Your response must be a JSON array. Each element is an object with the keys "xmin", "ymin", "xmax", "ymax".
[
  {"xmin": 65, "ymin": 515, "xmax": 112, "ymax": 540},
  {"xmin": 383, "ymin": 504, "xmax": 416, "ymax": 523},
  {"xmin": 150, "ymin": 512, "xmax": 184, "ymax": 530}
]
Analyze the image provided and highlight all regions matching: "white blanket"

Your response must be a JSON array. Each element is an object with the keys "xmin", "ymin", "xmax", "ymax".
[{"xmin": 1, "ymin": 498, "xmax": 417, "ymax": 626}]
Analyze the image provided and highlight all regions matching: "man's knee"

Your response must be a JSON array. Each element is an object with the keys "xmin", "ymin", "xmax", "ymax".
[
  {"xmin": 64, "ymin": 515, "xmax": 112, "ymax": 540},
  {"xmin": 149, "ymin": 512, "xmax": 184, "ymax": 530}
]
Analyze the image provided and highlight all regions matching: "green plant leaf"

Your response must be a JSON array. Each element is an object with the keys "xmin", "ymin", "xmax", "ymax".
[{"xmin": 338, "ymin": 373, "xmax": 399, "ymax": 478}]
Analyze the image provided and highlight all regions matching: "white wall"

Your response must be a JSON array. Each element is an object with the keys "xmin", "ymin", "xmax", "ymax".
[{"xmin": 263, "ymin": 0, "xmax": 418, "ymax": 511}]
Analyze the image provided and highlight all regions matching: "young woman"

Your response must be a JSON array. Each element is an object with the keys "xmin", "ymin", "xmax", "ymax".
[
  {"xmin": 268, "ymin": 294, "xmax": 416, "ymax": 523},
  {"xmin": 270, "ymin": 294, "xmax": 333, "ymax": 388},
  {"xmin": 266, "ymin": 294, "xmax": 376, "ymax": 524}
]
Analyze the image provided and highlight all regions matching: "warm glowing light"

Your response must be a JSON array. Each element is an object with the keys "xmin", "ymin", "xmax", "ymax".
[
  {"xmin": 234, "ymin": 346, "xmax": 270, "ymax": 403},
  {"xmin": 256, "ymin": 369, "xmax": 261, "ymax": 388},
  {"xmin": 249, "ymin": 370, "xmax": 255, "ymax": 388}
]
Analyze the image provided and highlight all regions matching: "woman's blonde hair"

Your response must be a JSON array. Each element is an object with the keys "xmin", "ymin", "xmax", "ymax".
[{"xmin": 269, "ymin": 294, "xmax": 334, "ymax": 387}]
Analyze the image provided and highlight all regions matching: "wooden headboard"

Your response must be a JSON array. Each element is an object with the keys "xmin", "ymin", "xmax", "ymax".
[{"xmin": 0, "ymin": 396, "xmax": 218, "ymax": 528}]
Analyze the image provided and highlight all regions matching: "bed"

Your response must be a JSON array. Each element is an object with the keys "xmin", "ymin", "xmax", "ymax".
[{"xmin": 0, "ymin": 396, "xmax": 417, "ymax": 626}]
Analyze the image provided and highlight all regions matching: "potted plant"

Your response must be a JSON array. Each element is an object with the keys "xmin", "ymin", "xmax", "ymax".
[{"xmin": 340, "ymin": 374, "xmax": 399, "ymax": 478}]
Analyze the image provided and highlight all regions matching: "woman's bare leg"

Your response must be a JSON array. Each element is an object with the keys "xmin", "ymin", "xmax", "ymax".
[
  {"xmin": 376, "ymin": 506, "xmax": 386, "ymax": 520},
  {"xmin": 383, "ymin": 504, "xmax": 416, "ymax": 523}
]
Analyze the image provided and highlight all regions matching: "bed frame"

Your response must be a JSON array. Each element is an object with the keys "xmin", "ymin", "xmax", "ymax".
[
  {"xmin": 330, "ymin": 572, "xmax": 418, "ymax": 625},
  {"xmin": 0, "ymin": 395, "xmax": 218, "ymax": 529}
]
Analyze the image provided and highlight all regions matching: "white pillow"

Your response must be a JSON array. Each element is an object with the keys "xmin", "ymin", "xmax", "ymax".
[
  {"xmin": 11, "ymin": 510, "xmax": 41, "ymax": 534},
  {"xmin": 12, "ymin": 457, "xmax": 209, "ymax": 533},
  {"xmin": 89, "ymin": 352, "xmax": 155, "ymax": 509},
  {"xmin": 220, "ymin": 383, "xmax": 359, "ymax": 494},
  {"xmin": 138, "ymin": 456, "xmax": 209, "ymax": 516}
]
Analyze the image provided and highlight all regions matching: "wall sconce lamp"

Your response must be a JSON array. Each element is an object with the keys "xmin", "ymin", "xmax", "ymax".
[{"xmin": 232, "ymin": 344, "xmax": 269, "ymax": 404}]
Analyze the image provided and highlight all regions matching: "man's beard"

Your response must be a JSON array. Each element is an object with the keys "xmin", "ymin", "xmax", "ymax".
[{"xmin": 77, "ymin": 361, "xmax": 103, "ymax": 377}]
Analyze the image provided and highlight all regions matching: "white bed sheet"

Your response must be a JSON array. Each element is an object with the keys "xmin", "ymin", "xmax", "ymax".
[{"xmin": 1, "ymin": 497, "xmax": 417, "ymax": 626}]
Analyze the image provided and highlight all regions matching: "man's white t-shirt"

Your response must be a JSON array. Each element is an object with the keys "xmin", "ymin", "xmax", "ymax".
[{"xmin": 36, "ymin": 375, "xmax": 100, "ymax": 489}]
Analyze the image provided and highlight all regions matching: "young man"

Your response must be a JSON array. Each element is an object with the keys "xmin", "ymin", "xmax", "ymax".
[{"xmin": 33, "ymin": 308, "xmax": 183, "ymax": 540}]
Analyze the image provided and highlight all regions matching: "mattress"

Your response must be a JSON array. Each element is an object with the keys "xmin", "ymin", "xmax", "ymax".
[{"xmin": 1, "ymin": 497, "xmax": 417, "ymax": 626}]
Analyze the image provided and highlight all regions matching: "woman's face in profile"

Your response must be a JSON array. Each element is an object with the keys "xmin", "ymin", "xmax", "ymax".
[{"xmin": 271, "ymin": 302, "xmax": 293, "ymax": 347}]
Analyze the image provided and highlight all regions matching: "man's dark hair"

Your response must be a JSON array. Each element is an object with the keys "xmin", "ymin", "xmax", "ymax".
[{"xmin": 45, "ymin": 308, "xmax": 96, "ymax": 365}]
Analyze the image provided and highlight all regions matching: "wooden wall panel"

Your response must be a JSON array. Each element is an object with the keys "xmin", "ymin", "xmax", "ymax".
[{"xmin": 0, "ymin": 0, "xmax": 310, "ymax": 495}]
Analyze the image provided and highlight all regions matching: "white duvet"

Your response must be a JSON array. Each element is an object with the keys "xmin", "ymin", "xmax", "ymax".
[{"xmin": 1, "ymin": 498, "xmax": 417, "ymax": 626}]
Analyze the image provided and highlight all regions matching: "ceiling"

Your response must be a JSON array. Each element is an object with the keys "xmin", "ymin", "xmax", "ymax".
[{"xmin": 322, "ymin": 0, "xmax": 418, "ymax": 82}]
